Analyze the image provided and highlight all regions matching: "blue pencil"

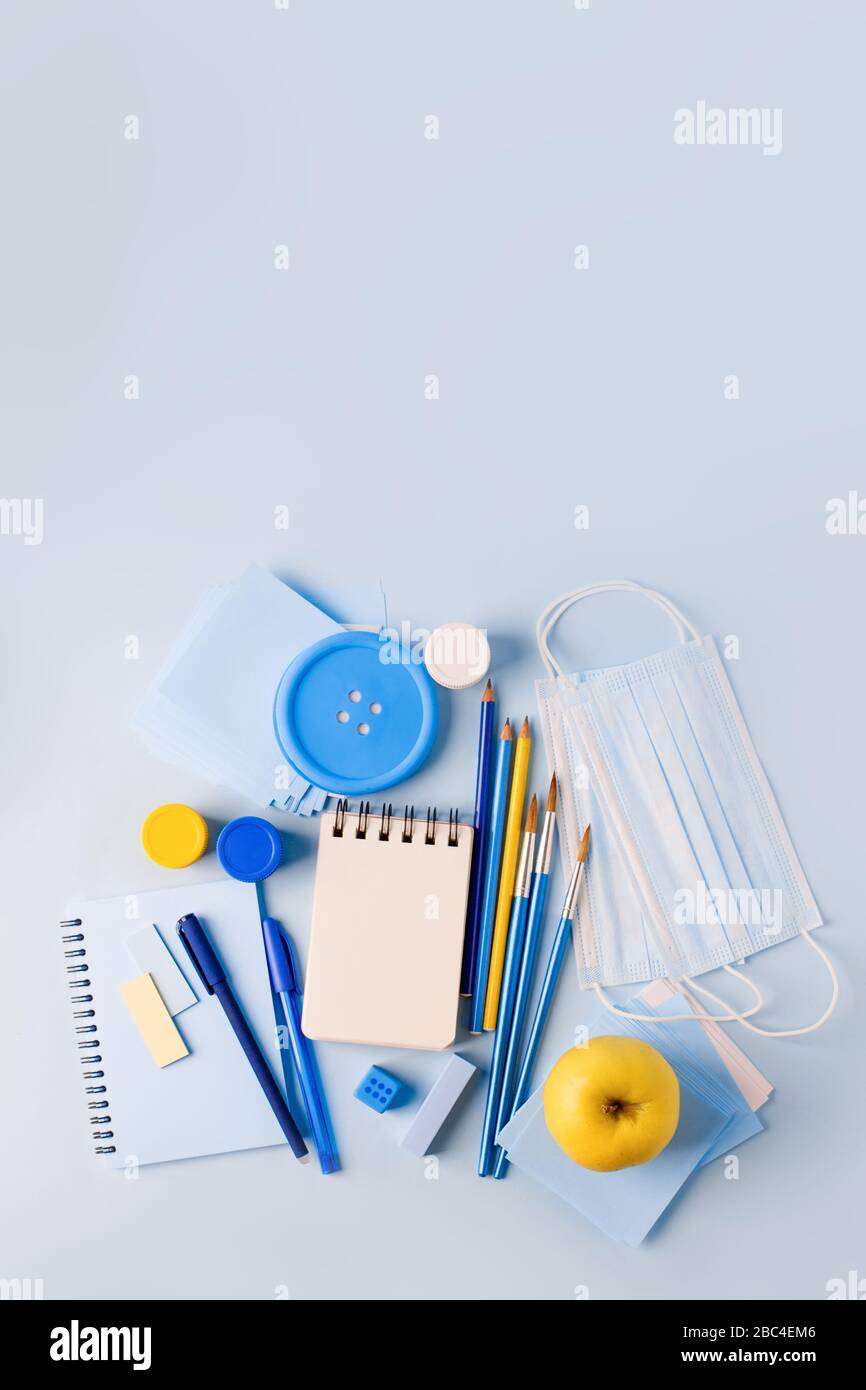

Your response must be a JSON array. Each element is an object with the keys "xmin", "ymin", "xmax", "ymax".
[
  {"xmin": 491, "ymin": 775, "xmax": 556, "ymax": 1175},
  {"xmin": 478, "ymin": 796, "xmax": 537, "ymax": 1176},
  {"xmin": 460, "ymin": 680, "xmax": 496, "ymax": 996},
  {"xmin": 469, "ymin": 720, "xmax": 514, "ymax": 1034},
  {"xmin": 492, "ymin": 825, "xmax": 590, "ymax": 1177}
]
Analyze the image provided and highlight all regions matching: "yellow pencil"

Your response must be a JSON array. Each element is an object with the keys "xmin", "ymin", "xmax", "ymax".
[{"xmin": 482, "ymin": 716, "xmax": 531, "ymax": 1029}]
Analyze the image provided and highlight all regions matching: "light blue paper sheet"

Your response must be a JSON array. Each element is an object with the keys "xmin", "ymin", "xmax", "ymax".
[
  {"xmin": 157, "ymin": 566, "xmax": 340, "ymax": 796},
  {"xmin": 498, "ymin": 1078, "xmax": 726, "ymax": 1247},
  {"xmin": 497, "ymin": 995, "xmax": 764, "ymax": 1244},
  {"xmin": 131, "ymin": 567, "xmax": 343, "ymax": 813},
  {"xmin": 641, "ymin": 993, "xmax": 763, "ymax": 1165},
  {"xmin": 125, "ymin": 923, "xmax": 198, "ymax": 1016}
]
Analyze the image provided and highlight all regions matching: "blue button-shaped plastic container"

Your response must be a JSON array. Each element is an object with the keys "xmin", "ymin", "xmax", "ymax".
[{"xmin": 273, "ymin": 630, "xmax": 438, "ymax": 797}]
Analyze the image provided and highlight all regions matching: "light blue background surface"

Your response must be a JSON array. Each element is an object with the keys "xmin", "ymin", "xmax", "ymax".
[{"xmin": 2, "ymin": 2, "xmax": 864, "ymax": 1300}]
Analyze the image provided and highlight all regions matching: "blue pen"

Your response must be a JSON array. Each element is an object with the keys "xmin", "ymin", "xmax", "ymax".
[
  {"xmin": 469, "ymin": 720, "xmax": 514, "ymax": 1033},
  {"xmin": 262, "ymin": 917, "xmax": 339, "ymax": 1176},
  {"xmin": 478, "ymin": 796, "xmax": 536, "ymax": 1176},
  {"xmin": 176, "ymin": 913, "xmax": 309, "ymax": 1162},
  {"xmin": 491, "ymin": 774, "xmax": 557, "ymax": 1176},
  {"xmin": 492, "ymin": 824, "xmax": 590, "ymax": 1176}
]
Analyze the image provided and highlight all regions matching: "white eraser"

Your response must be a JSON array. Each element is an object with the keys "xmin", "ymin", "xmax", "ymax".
[{"xmin": 400, "ymin": 1053, "xmax": 477, "ymax": 1157}]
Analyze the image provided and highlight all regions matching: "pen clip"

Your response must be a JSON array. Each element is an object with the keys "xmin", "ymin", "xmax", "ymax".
[
  {"xmin": 176, "ymin": 913, "xmax": 219, "ymax": 995},
  {"xmin": 262, "ymin": 917, "xmax": 299, "ymax": 995}
]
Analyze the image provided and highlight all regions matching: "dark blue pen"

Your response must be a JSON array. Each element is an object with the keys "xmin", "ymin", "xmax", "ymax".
[{"xmin": 176, "ymin": 913, "xmax": 309, "ymax": 1162}]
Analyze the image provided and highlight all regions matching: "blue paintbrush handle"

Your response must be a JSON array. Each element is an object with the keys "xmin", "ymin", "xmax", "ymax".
[
  {"xmin": 492, "ymin": 913, "xmax": 572, "ymax": 1177},
  {"xmin": 491, "ymin": 868, "xmax": 550, "ymax": 1172},
  {"xmin": 478, "ymin": 892, "xmax": 529, "ymax": 1176}
]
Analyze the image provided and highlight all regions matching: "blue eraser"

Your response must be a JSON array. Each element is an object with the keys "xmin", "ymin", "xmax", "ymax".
[
  {"xmin": 217, "ymin": 816, "xmax": 283, "ymax": 883},
  {"xmin": 354, "ymin": 1066, "xmax": 404, "ymax": 1114}
]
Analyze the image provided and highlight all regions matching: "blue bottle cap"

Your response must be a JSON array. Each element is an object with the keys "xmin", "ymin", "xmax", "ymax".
[
  {"xmin": 217, "ymin": 816, "xmax": 283, "ymax": 883},
  {"xmin": 274, "ymin": 630, "xmax": 438, "ymax": 797}
]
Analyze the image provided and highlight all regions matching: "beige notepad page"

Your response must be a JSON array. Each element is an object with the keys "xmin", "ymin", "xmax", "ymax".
[{"xmin": 302, "ymin": 809, "xmax": 474, "ymax": 1050}]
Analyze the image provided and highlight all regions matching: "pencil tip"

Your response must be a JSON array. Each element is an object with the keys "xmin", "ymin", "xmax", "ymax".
[
  {"xmin": 547, "ymin": 773, "xmax": 557, "ymax": 812},
  {"xmin": 501, "ymin": 719, "xmax": 513, "ymax": 739},
  {"xmin": 578, "ymin": 824, "xmax": 591, "ymax": 862},
  {"xmin": 526, "ymin": 794, "xmax": 538, "ymax": 832},
  {"xmin": 482, "ymin": 679, "xmax": 494, "ymax": 700},
  {"xmin": 519, "ymin": 716, "xmax": 530, "ymax": 737}
]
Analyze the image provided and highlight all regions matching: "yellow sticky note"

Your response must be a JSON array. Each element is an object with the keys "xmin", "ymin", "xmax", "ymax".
[{"xmin": 119, "ymin": 972, "xmax": 189, "ymax": 1067}]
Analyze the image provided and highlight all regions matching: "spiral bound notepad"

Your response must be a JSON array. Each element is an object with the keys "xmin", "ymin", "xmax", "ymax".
[
  {"xmin": 302, "ymin": 802, "xmax": 474, "ymax": 1050},
  {"xmin": 60, "ymin": 879, "xmax": 288, "ymax": 1169}
]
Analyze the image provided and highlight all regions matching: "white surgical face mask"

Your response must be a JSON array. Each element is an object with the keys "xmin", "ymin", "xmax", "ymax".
[{"xmin": 535, "ymin": 581, "xmax": 838, "ymax": 1037}]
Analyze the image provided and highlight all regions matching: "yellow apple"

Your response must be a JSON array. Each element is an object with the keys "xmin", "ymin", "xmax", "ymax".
[{"xmin": 543, "ymin": 1035, "xmax": 680, "ymax": 1172}]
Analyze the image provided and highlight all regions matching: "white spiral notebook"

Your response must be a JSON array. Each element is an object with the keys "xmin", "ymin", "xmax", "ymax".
[
  {"xmin": 60, "ymin": 879, "xmax": 288, "ymax": 1169},
  {"xmin": 302, "ymin": 803, "xmax": 474, "ymax": 1050}
]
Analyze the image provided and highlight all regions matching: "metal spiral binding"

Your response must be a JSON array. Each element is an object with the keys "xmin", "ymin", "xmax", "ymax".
[
  {"xmin": 330, "ymin": 803, "xmax": 462, "ymax": 845},
  {"xmin": 61, "ymin": 917, "xmax": 115, "ymax": 1155}
]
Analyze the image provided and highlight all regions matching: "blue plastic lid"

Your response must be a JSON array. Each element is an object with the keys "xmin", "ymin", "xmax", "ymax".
[
  {"xmin": 217, "ymin": 816, "xmax": 283, "ymax": 882},
  {"xmin": 273, "ymin": 630, "xmax": 438, "ymax": 797}
]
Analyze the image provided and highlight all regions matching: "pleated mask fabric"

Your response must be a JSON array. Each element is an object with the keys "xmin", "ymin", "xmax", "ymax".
[{"xmin": 535, "ymin": 582, "xmax": 821, "ymax": 990}]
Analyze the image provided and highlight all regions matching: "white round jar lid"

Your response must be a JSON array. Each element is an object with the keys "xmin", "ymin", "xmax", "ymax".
[{"xmin": 423, "ymin": 622, "xmax": 491, "ymax": 690}]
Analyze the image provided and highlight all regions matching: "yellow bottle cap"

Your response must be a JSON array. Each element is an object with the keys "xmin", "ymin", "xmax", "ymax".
[{"xmin": 141, "ymin": 804, "xmax": 208, "ymax": 869}]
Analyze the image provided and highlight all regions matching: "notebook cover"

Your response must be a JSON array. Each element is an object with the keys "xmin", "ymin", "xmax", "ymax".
[
  {"xmin": 62, "ymin": 879, "xmax": 288, "ymax": 1169},
  {"xmin": 302, "ymin": 810, "xmax": 473, "ymax": 1050}
]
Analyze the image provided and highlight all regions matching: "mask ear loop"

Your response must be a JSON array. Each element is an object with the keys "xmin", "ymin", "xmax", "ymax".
[
  {"xmin": 687, "ymin": 930, "xmax": 839, "ymax": 1037},
  {"xmin": 593, "ymin": 928, "xmax": 839, "ymax": 1035},
  {"xmin": 593, "ymin": 975, "xmax": 764, "ymax": 1024},
  {"xmin": 537, "ymin": 580, "xmax": 699, "ymax": 680}
]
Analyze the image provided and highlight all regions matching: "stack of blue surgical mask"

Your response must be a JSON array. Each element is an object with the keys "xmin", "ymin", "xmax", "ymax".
[
  {"xmin": 131, "ymin": 566, "xmax": 384, "ymax": 816},
  {"xmin": 497, "ymin": 992, "xmax": 767, "ymax": 1246}
]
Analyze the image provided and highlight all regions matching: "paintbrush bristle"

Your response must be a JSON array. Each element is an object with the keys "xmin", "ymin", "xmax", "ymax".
[
  {"xmin": 482, "ymin": 679, "xmax": 494, "ymax": 701},
  {"xmin": 526, "ymin": 794, "xmax": 538, "ymax": 833},
  {"xmin": 546, "ymin": 773, "xmax": 557, "ymax": 812},
  {"xmin": 500, "ymin": 719, "xmax": 513, "ymax": 740},
  {"xmin": 578, "ymin": 824, "xmax": 591, "ymax": 862}
]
